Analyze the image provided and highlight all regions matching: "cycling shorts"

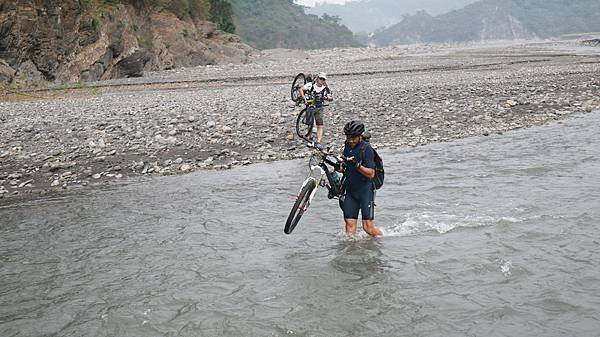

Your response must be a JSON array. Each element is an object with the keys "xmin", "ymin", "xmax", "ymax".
[{"xmin": 342, "ymin": 184, "xmax": 375, "ymax": 220}]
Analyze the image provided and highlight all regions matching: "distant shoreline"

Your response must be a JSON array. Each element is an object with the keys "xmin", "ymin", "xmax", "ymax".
[{"xmin": 1, "ymin": 40, "xmax": 599, "ymax": 204}]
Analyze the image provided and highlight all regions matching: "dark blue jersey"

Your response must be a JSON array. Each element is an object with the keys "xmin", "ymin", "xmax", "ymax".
[{"xmin": 343, "ymin": 140, "xmax": 375, "ymax": 191}]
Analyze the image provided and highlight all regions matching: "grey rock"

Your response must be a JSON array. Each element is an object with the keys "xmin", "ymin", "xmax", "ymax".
[
  {"xmin": 112, "ymin": 49, "xmax": 151, "ymax": 78},
  {"xmin": 8, "ymin": 173, "xmax": 22, "ymax": 180}
]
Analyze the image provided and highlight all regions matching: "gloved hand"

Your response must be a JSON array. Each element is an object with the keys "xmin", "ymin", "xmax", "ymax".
[{"xmin": 345, "ymin": 156, "xmax": 359, "ymax": 168}]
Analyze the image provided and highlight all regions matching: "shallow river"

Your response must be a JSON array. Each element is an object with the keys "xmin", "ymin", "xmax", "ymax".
[{"xmin": 1, "ymin": 112, "xmax": 599, "ymax": 337}]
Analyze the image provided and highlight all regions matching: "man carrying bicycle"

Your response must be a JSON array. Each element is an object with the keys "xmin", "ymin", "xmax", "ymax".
[
  {"xmin": 299, "ymin": 72, "xmax": 333, "ymax": 146},
  {"xmin": 341, "ymin": 120, "xmax": 383, "ymax": 237}
]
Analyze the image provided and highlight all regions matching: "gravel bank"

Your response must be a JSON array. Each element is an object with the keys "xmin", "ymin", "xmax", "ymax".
[{"xmin": 1, "ymin": 40, "xmax": 599, "ymax": 203}]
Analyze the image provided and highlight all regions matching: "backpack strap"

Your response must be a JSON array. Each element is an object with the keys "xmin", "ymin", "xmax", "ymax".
[
  {"xmin": 358, "ymin": 143, "xmax": 375, "ymax": 188},
  {"xmin": 358, "ymin": 142, "xmax": 369, "ymax": 165}
]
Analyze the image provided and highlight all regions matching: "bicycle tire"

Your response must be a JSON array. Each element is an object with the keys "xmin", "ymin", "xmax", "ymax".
[
  {"xmin": 284, "ymin": 179, "xmax": 317, "ymax": 234},
  {"xmin": 295, "ymin": 107, "xmax": 314, "ymax": 141},
  {"xmin": 291, "ymin": 73, "xmax": 306, "ymax": 103}
]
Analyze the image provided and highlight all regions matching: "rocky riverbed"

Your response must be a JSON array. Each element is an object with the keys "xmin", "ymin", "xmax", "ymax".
[{"xmin": 1, "ymin": 39, "xmax": 599, "ymax": 203}]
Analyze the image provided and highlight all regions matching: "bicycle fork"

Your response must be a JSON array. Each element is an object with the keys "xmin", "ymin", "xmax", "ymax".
[{"xmin": 294, "ymin": 166, "xmax": 324, "ymax": 211}]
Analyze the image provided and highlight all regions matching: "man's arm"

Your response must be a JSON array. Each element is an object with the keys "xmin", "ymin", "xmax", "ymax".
[
  {"xmin": 345, "ymin": 156, "xmax": 375, "ymax": 179},
  {"xmin": 357, "ymin": 145, "xmax": 375, "ymax": 179},
  {"xmin": 325, "ymin": 87, "xmax": 333, "ymax": 101},
  {"xmin": 356, "ymin": 163, "xmax": 375, "ymax": 179}
]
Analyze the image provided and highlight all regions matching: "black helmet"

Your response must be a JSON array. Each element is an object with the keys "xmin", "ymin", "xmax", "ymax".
[{"xmin": 344, "ymin": 120, "xmax": 365, "ymax": 137}]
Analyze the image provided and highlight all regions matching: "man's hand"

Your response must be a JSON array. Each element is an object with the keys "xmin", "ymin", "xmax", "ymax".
[{"xmin": 345, "ymin": 156, "xmax": 359, "ymax": 167}]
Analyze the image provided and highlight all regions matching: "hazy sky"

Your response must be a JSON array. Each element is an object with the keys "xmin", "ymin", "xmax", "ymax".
[{"xmin": 295, "ymin": 0, "xmax": 351, "ymax": 7}]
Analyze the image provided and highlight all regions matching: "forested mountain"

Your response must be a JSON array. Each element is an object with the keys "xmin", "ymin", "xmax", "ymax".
[
  {"xmin": 306, "ymin": 0, "xmax": 478, "ymax": 33},
  {"xmin": 230, "ymin": 0, "xmax": 361, "ymax": 49},
  {"xmin": 371, "ymin": 0, "xmax": 600, "ymax": 46}
]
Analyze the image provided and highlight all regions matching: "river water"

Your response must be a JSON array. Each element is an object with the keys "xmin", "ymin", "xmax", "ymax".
[{"xmin": 1, "ymin": 112, "xmax": 599, "ymax": 337}]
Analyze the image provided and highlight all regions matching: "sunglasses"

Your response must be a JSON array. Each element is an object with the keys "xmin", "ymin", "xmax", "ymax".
[{"xmin": 318, "ymin": 77, "xmax": 326, "ymax": 81}]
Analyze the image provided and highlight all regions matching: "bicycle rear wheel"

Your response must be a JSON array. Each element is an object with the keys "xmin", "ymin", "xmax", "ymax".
[
  {"xmin": 284, "ymin": 179, "xmax": 317, "ymax": 234},
  {"xmin": 295, "ymin": 107, "xmax": 314, "ymax": 141},
  {"xmin": 291, "ymin": 73, "xmax": 306, "ymax": 104}
]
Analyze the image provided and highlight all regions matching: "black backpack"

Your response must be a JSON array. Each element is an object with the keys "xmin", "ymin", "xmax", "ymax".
[
  {"xmin": 305, "ymin": 73, "xmax": 313, "ymax": 84},
  {"xmin": 359, "ymin": 143, "xmax": 384, "ymax": 189}
]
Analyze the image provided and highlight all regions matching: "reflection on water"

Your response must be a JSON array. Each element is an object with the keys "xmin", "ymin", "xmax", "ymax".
[
  {"xmin": 1, "ymin": 112, "xmax": 600, "ymax": 336},
  {"xmin": 330, "ymin": 239, "xmax": 387, "ymax": 279}
]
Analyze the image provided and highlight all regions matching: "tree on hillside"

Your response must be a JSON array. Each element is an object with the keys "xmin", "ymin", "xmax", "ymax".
[
  {"xmin": 209, "ymin": 0, "xmax": 236, "ymax": 33},
  {"xmin": 229, "ymin": 0, "xmax": 360, "ymax": 49}
]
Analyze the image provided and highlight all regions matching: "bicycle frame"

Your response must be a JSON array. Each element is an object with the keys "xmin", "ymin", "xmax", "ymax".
[
  {"xmin": 296, "ymin": 162, "xmax": 325, "ymax": 211},
  {"xmin": 295, "ymin": 148, "xmax": 344, "ymax": 210}
]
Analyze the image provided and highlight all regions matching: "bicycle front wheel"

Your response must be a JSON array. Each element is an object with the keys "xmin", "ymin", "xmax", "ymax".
[
  {"xmin": 284, "ymin": 179, "xmax": 317, "ymax": 234},
  {"xmin": 291, "ymin": 73, "xmax": 306, "ymax": 103},
  {"xmin": 295, "ymin": 107, "xmax": 314, "ymax": 141}
]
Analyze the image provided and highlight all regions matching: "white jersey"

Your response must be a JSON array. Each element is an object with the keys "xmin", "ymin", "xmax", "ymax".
[
  {"xmin": 303, "ymin": 82, "xmax": 328, "ymax": 94},
  {"xmin": 303, "ymin": 82, "xmax": 331, "ymax": 107}
]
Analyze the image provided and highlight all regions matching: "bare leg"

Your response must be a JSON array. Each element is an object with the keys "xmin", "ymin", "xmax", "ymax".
[
  {"xmin": 362, "ymin": 219, "xmax": 382, "ymax": 237},
  {"xmin": 316, "ymin": 125, "xmax": 324, "ymax": 143},
  {"xmin": 344, "ymin": 218, "xmax": 358, "ymax": 236}
]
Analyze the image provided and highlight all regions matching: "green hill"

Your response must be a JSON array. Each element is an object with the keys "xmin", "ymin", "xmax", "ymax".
[
  {"xmin": 229, "ymin": 0, "xmax": 361, "ymax": 50},
  {"xmin": 372, "ymin": 0, "xmax": 600, "ymax": 46},
  {"xmin": 307, "ymin": 0, "xmax": 477, "ymax": 34}
]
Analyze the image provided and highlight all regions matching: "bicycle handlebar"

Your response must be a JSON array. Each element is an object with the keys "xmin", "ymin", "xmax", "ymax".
[
  {"xmin": 302, "ymin": 96, "xmax": 332, "ymax": 108},
  {"xmin": 306, "ymin": 142, "xmax": 345, "ymax": 166}
]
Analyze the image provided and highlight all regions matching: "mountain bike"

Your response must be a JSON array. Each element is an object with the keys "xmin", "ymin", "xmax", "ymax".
[
  {"xmin": 284, "ymin": 143, "xmax": 346, "ymax": 235},
  {"xmin": 295, "ymin": 98, "xmax": 329, "ymax": 143},
  {"xmin": 291, "ymin": 72, "xmax": 312, "ymax": 105}
]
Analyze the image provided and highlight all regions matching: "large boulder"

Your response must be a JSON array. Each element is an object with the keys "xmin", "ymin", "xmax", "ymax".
[
  {"xmin": 112, "ymin": 48, "xmax": 151, "ymax": 78},
  {"xmin": 13, "ymin": 60, "xmax": 45, "ymax": 87},
  {"xmin": 0, "ymin": 59, "xmax": 16, "ymax": 83}
]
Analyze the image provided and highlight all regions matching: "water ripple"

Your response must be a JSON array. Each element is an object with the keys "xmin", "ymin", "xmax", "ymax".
[{"xmin": 2, "ymin": 113, "xmax": 600, "ymax": 336}]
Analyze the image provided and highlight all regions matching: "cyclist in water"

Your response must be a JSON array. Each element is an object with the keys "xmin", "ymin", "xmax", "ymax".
[
  {"xmin": 341, "ymin": 120, "xmax": 383, "ymax": 237},
  {"xmin": 298, "ymin": 72, "xmax": 333, "ymax": 147}
]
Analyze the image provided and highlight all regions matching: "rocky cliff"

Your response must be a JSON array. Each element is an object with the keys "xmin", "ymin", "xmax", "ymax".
[{"xmin": 0, "ymin": 0, "xmax": 253, "ymax": 86}]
